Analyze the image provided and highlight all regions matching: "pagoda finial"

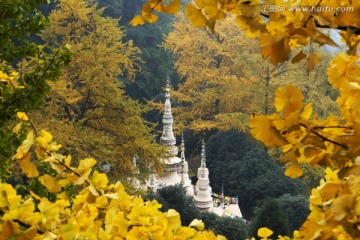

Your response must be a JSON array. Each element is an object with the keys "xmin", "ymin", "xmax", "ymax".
[
  {"xmin": 166, "ymin": 75, "xmax": 171, "ymax": 89},
  {"xmin": 201, "ymin": 139, "xmax": 206, "ymax": 168},
  {"xmin": 181, "ymin": 133, "xmax": 185, "ymax": 163},
  {"xmin": 132, "ymin": 155, "xmax": 139, "ymax": 174},
  {"xmin": 132, "ymin": 155, "xmax": 137, "ymax": 167}
]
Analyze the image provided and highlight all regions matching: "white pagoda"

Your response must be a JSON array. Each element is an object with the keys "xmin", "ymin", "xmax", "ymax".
[
  {"xmin": 194, "ymin": 141, "xmax": 213, "ymax": 211},
  {"xmin": 180, "ymin": 133, "xmax": 194, "ymax": 196},
  {"xmin": 156, "ymin": 80, "xmax": 182, "ymax": 187}
]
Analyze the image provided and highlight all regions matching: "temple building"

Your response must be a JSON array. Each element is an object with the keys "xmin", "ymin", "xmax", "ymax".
[{"xmin": 147, "ymin": 79, "xmax": 242, "ymax": 219}]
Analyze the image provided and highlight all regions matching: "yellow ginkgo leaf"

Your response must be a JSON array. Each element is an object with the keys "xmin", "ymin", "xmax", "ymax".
[
  {"xmin": 13, "ymin": 131, "xmax": 34, "ymax": 160},
  {"xmin": 0, "ymin": 221, "xmax": 15, "ymax": 239},
  {"xmin": 185, "ymin": 4, "xmax": 207, "ymax": 27},
  {"xmin": 39, "ymin": 174, "xmax": 61, "ymax": 193},
  {"xmin": 0, "ymin": 183, "xmax": 21, "ymax": 208},
  {"xmin": 301, "ymin": 103, "xmax": 313, "ymax": 120},
  {"xmin": 274, "ymin": 85, "xmax": 304, "ymax": 115},
  {"xmin": 162, "ymin": 0, "xmax": 181, "ymax": 14},
  {"xmin": 91, "ymin": 170, "xmax": 108, "ymax": 188},
  {"xmin": 307, "ymin": 53, "xmax": 322, "ymax": 72},
  {"xmin": 330, "ymin": 194, "xmax": 355, "ymax": 221},
  {"xmin": 77, "ymin": 158, "xmax": 97, "ymax": 173},
  {"xmin": 30, "ymin": 191, "xmax": 42, "ymax": 201},
  {"xmin": 36, "ymin": 129, "xmax": 53, "ymax": 147},
  {"xmin": 249, "ymin": 115, "xmax": 287, "ymax": 147},
  {"xmin": 12, "ymin": 122, "xmax": 22, "ymax": 133},
  {"xmin": 189, "ymin": 219, "xmax": 204, "ymax": 231},
  {"xmin": 130, "ymin": 15, "xmax": 145, "ymax": 26},
  {"xmin": 19, "ymin": 152, "xmax": 39, "ymax": 178},
  {"xmin": 291, "ymin": 50, "xmax": 307, "ymax": 63},
  {"xmin": 284, "ymin": 162, "xmax": 303, "ymax": 178},
  {"xmin": 258, "ymin": 227, "xmax": 273, "ymax": 238},
  {"xmin": 144, "ymin": 13, "xmax": 158, "ymax": 23},
  {"xmin": 17, "ymin": 112, "xmax": 29, "ymax": 121},
  {"xmin": 64, "ymin": 155, "xmax": 72, "ymax": 166},
  {"xmin": 259, "ymin": 35, "xmax": 290, "ymax": 65},
  {"xmin": 217, "ymin": 235, "xmax": 227, "ymax": 240},
  {"xmin": 16, "ymin": 226, "xmax": 38, "ymax": 240}
]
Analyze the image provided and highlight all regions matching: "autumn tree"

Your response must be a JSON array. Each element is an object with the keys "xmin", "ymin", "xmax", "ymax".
[
  {"xmin": 161, "ymin": 13, "xmax": 336, "ymax": 132},
  {"xmin": 0, "ymin": 0, "xmax": 70, "ymax": 180},
  {"xmin": 24, "ymin": 0, "xmax": 167, "ymax": 183}
]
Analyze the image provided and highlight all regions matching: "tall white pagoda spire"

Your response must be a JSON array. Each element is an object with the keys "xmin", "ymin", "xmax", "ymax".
[
  {"xmin": 180, "ymin": 133, "xmax": 194, "ymax": 196},
  {"xmin": 157, "ymin": 77, "xmax": 182, "ymax": 186},
  {"xmin": 160, "ymin": 77, "xmax": 177, "ymax": 152},
  {"xmin": 194, "ymin": 139, "xmax": 213, "ymax": 210}
]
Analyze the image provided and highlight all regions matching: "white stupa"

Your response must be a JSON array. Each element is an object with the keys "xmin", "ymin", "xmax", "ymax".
[
  {"xmin": 147, "ymin": 163, "xmax": 159, "ymax": 193},
  {"xmin": 194, "ymin": 140, "xmax": 213, "ymax": 211},
  {"xmin": 131, "ymin": 156, "xmax": 141, "ymax": 190},
  {"xmin": 180, "ymin": 133, "xmax": 194, "ymax": 196}
]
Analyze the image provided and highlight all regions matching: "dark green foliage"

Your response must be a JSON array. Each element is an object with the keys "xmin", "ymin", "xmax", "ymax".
[
  {"xmin": 200, "ymin": 211, "xmax": 249, "ymax": 240},
  {"xmin": 0, "ymin": 0, "xmax": 48, "ymax": 61},
  {"xmin": 249, "ymin": 198, "xmax": 291, "ymax": 239},
  {"xmin": 206, "ymin": 130, "xmax": 306, "ymax": 219},
  {"xmin": 277, "ymin": 194, "xmax": 310, "ymax": 233},
  {"xmin": 0, "ymin": 1, "xmax": 71, "ymax": 180},
  {"xmin": 97, "ymin": 0, "xmax": 177, "ymax": 101},
  {"xmin": 147, "ymin": 184, "xmax": 201, "ymax": 226},
  {"xmin": 206, "ymin": 130, "xmax": 258, "ymax": 192},
  {"xmin": 146, "ymin": 185, "xmax": 249, "ymax": 240},
  {"xmin": 123, "ymin": 15, "xmax": 177, "ymax": 101}
]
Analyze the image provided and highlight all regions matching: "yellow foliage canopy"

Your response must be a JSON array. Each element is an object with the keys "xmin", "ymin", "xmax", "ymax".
[{"xmin": 0, "ymin": 130, "xmax": 226, "ymax": 240}]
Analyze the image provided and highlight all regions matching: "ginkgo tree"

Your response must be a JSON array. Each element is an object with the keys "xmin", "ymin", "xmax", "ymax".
[
  {"xmin": 20, "ymin": 0, "xmax": 168, "ymax": 183},
  {"xmin": 160, "ymin": 12, "xmax": 336, "ymax": 133}
]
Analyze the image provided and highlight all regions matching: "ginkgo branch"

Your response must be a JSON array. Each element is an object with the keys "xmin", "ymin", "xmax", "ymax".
[
  {"xmin": 41, "ymin": 149, "xmax": 101, "ymax": 196},
  {"xmin": 313, "ymin": 126, "xmax": 353, "ymax": 130},
  {"xmin": 151, "ymin": 0, "xmax": 162, "ymax": 11},
  {"xmin": 0, "ymin": 209, "xmax": 44, "ymax": 234},
  {"xmin": 300, "ymin": 123, "xmax": 349, "ymax": 149}
]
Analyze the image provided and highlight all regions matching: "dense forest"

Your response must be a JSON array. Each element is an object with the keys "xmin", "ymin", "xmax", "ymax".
[{"xmin": 1, "ymin": 0, "xmax": 360, "ymax": 239}]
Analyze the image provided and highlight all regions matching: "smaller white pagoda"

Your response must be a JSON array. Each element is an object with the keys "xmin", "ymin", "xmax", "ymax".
[
  {"xmin": 179, "ymin": 133, "xmax": 194, "ymax": 196},
  {"xmin": 194, "ymin": 141, "xmax": 213, "ymax": 211}
]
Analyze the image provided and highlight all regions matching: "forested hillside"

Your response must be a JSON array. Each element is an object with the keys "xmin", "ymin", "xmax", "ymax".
[{"xmin": 1, "ymin": 0, "xmax": 360, "ymax": 239}]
